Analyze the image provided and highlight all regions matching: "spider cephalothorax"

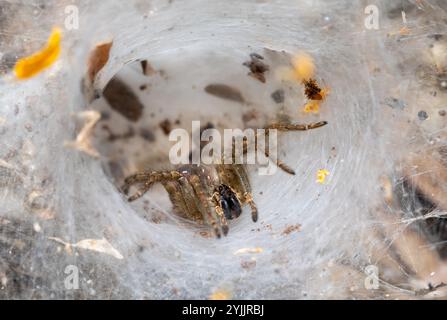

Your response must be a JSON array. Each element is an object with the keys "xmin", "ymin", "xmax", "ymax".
[
  {"xmin": 217, "ymin": 184, "xmax": 242, "ymax": 220},
  {"xmin": 122, "ymin": 121, "xmax": 327, "ymax": 238}
]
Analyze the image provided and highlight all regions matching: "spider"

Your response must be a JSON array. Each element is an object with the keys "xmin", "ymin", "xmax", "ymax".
[{"xmin": 121, "ymin": 121, "xmax": 327, "ymax": 238}]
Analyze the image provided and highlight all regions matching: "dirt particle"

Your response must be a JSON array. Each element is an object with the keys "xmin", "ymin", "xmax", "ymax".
[
  {"xmin": 240, "ymin": 260, "xmax": 256, "ymax": 270},
  {"xmin": 242, "ymin": 110, "xmax": 259, "ymax": 126},
  {"xmin": 282, "ymin": 224, "xmax": 301, "ymax": 236},
  {"xmin": 159, "ymin": 119, "xmax": 172, "ymax": 135},
  {"xmin": 204, "ymin": 84, "xmax": 245, "ymax": 103},
  {"xmin": 0, "ymin": 52, "xmax": 17, "ymax": 74},
  {"xmin": 383, "ymin": 97, "xmax": 406, "ymax": 110},
  {"xmin": 271, "ymin": 89, "xmax": 285, "ymax": 104},
  {"xmin": 24, "ymin": 123, "xmax": 32, "ymax": 132},
  {"xmin": 439, "ymin": 110, "xmax": 446, "ymax": 117},
  {"xmin": 139, "ymin": 128, "xmax": 155, "ymax": 142},
  {"xmin": 158, "ymin": 69, "xmax": 168, "ymax": 79},
  {"xmin": 139, "ymin": 84, "xmax": 148, "ymax": 91},
  {"xmin": 140, "ymin": 60, "xmax": 156, "ymax": 76},
  {"xmin": 103, "ymin": 77, "xmax": 144, "ymax": 122},
  {"xmin": 418, "ymin": 110, "xmax": 429, "ymax": 121},
  {"xmin": 330, "ymin": 146, "xmax": 337, "ymax": 158},
  {"xmin": 428, "ymin": 34, "xmax": 443, "ymax": 41}
]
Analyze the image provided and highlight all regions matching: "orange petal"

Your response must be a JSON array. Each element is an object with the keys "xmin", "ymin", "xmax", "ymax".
[
  {"xmin": 14, "ymin": 27, "xmax": 62, "ymax": 80},
  {"xmin": 87, "ymin": 41, "xmax": 113, "ymax": 83}
]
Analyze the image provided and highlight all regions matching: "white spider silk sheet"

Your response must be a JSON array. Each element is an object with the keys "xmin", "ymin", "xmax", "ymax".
[{"xmin": 0, "ymin": 0, "xmax": 447, "ymax": 299}]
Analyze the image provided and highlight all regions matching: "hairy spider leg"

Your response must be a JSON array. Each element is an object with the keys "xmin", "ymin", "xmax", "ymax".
[
  {"xmin": 212, "ymin": 191, "xmax": 230, "ymax": 236},
  {"xmin": 261, "ymin": 129, "xmax": 295, "ymax": 175},
  {"xmin": 122, "ymin": 170, "xmax": 181, "ymax": 202},
  {"xmin": 163, "ymin": 177, "xmax": 203, "ymax": 222},
  {"xmin": 188, "ymin": 174, "xmax": 223, "ymax": 238},
  {"xmin": 262, "ymin": 120, "xmax": 328, "ymax": 174}
]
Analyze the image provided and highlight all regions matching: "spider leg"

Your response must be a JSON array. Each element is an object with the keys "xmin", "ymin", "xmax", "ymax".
[
  {"xmin": 122, "ymin": 170, "xmax": 181, "ymax": 202},
  {"xmin": 212, "ymin": 191, "xmax": 229, "ymax": 236},
  {"xmin": 228, "ymin": 129, "xmax": 296, "ymax": 175},
  {"xmin": 188, "ymin": 174, "xmax": 223, "ymax": 238},
  {"xmin": 243, "ymin": 192, "xmax": 258, "ymax": 222},
  {"xmin": 121, "ymin": 172, "xmax": 153, "ymax": 194},
  {"xmin": 259, "ymin": 121, "xmax": 328, "ymax": 174},
  {"xmin": 256, "ymin": 129, "xmax": 296, "ymax": 175}
]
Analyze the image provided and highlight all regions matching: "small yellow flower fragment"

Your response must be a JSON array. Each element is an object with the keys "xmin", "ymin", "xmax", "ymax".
[
  {"xmin": 291, "ymin": 52, "xmax": 315, "ymax": 82},
  {"xmin": 275, "ymin": 52, "xmax": 316, "ymax": 83},
  {"xmin": 209, "ymin": 289, "xmax": 232, "ymax": 300},
  {"xmin": 316, "ymin": 169, "xmax": 330, "ymax": 184},
  {"xmin": 14, "ymin": 27, "xmax": 62, "ymax": 80},
  {"xmin": 304, "ymin": 100, "xmax": 320, "ymax": 114}
]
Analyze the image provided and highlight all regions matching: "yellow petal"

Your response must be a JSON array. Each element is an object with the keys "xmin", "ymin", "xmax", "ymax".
[
  {"xmin": 292, "ymin": 52, "xmax": 315, "ymax": 82},
  {"xmin": 303, "ymin": 100, "xmax": 320, "ymax": 114},
  {"xmin": 316, "ymin": 169, "xmax": 330, "ymax": 184},
  {"xmin": 14, "ymin": 27, "xmax": 62, "ymax": 80},
  {"xmin": 209, "ymin": 289, "xmax": 232, "ymax": 300}
]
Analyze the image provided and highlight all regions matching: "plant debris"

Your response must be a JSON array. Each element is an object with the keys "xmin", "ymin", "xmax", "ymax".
[
  {"xmin": 204, "ymin": 84, "xmax": 245, "ymax": 103},
  {"xmin": 87, "ymin": 41, "xmax": 113, "ymax": 83},
  {"xmin": 243, "ymin": 53, "xmax": 269, "ymax": 83},
  {"xmin": 48, "ymin": 237, "xmax": 123, "ymax": 260},
  {"xmin": 64, "ymin": 110, "xmax": 101, "ymax": 158},
  {"xmin": 304, "ymin": 78, "xmax": 324, "ymax": 100},
  {"xmin": 282, "ymin": 224, "xmax": 301, "ymax": 236},
  {"xmin": 103, "ymin": 77, "xmax": 144, "ymax": 122},
  {"xmin": 234, "ymin": 247, "xmax": 263, "ymax": 255}
]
